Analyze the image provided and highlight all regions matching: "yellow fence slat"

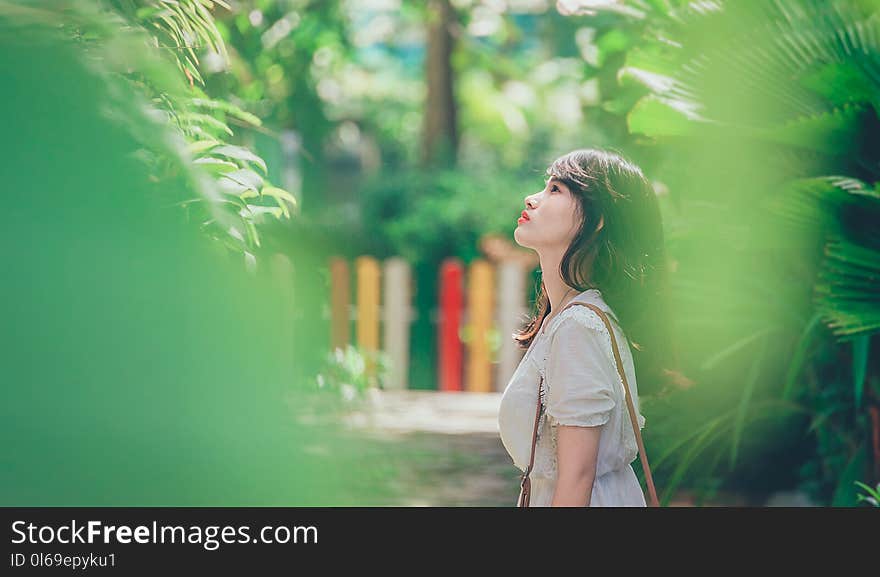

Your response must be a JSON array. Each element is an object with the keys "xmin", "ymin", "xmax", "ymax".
[
  {"xmin": 466, "ymin": 259, "xmax": 494, "ymax": 393},
  {"xmin": 356, "ymin": 256, "xmax": 381, "ymax": 381}
]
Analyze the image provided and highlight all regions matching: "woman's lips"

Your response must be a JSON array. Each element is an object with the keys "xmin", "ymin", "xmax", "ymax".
[{"xmin": 518, "ymin": 211, "xmax": 530, "ymax": 224}]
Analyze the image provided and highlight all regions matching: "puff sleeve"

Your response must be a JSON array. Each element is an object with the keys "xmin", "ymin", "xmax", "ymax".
[{"xmin": 544, "ymin": 315, "xmax": 617, "ymax": 428}]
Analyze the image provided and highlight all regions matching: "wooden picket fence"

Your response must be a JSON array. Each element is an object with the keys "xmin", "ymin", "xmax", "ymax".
[{"xmin": 328, "ymin": 255, "xmax": 533, "ymax": 393}]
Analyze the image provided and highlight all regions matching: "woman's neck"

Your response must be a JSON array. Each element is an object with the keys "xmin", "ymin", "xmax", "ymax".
[{"xmin": 539, "ymin": 251, "xmax": 580, "ymax": 314}]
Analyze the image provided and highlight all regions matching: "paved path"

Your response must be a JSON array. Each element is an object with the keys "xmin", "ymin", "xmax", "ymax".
[
  {"xmin": 344, "ymin": 389, "xmax": 505, "ymax": 436},
  {"xmin": 339, "ymin": 390, "xmax": 519, "ymax": 506}
]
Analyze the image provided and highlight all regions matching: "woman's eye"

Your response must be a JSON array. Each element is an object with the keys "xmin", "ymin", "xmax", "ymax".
[{"xmin": 551, "ymin": 185, "xmax": 560, "ymax": 193}]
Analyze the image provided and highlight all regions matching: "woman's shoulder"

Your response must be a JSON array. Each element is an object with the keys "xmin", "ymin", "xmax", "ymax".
[
  {"xmin": 549, "ymin": 300, "xmax": 634, "ymax": 382},
  {"xmin": 551, "ymin": 300, "xmax": 614, "ymax": 339}
]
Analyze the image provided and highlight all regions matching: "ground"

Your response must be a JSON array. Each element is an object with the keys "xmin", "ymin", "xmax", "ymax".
[
  {"xmin": 331, "ymin": 389, "xmax": 520, "ymax": 506},
  {"xmin": 323, "ymin": 389, "xmax": 753, "ymax": 507}
]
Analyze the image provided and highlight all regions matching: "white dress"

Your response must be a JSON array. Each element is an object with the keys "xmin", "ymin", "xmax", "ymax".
[{"xmin": 498, "ymin": 289, "xmax": 648, "ymax": 507}]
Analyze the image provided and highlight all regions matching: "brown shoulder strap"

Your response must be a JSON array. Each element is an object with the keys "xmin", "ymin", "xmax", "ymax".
[
  {"xmin": 517, "ymin": 375, "xmax": 542, "ymax": 507},
  {"xmin": 518, "ymin": 299, "xmax": 660, "ymax": 507}
]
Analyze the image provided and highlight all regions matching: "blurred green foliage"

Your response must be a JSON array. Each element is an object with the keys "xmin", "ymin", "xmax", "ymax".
[
  {"xmin": 600, "ymin": 0, "xmax": 880, "ymax": 505},
  {"xmin": 0, "ymin": 0, "xmax": 387, "ymax": 506},
  {"xmin": 314, "ymin": 345, "xmax": 392, "ymax": 404},
  {"xmin": 352, "ymin": 168, "xmax": 533, "ymax": 264},
  {"xmin": 109, "ymin": 0, "xmax": 299, "ymax": 260},
  {"xmin": 855, "ymin": 480, "xmax": 880, "ymax": 506}
]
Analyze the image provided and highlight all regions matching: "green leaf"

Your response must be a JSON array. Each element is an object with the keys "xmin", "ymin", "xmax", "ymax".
[
  {"xmin": 757, "ymin": 105, "xmax": 866, "ymax": 156},
  {"xmin": 799, "ymin": 61, "xmax": 877, "ymax": 106},
  {"xmin": 619, "ymin": 66, "xmax": 676, "ymax": 94},
  {"xmin": 216, "ymin": 175, "xmax": 251, "ymax": 197},
  {"xmin": 190, "ymin": 98, "xmax": 262, "ymax": 126},
  {"xmin": 178, "ymin": 112, "xmax": 233, "ymax": 136},
  {"xmin": 854, "ymin": 481, "xmax": 880, "ymax": 506},
  {"xmin": 260, "ymin": 186, "xmax": 298, "ymax": 218},
  {"xmin": 221, "ymin": 168, "xmax": 263, "ymax": 192},
  {"xmin": 243, "ymin": 218, "xmax": 260, "ymax": 248},
  {"xmin": 188, "ymin": 139, "xmax": 220, "ymax": 154},
  {"xmin": 241, "ymin": 204, "xmax": 283, "ymax": 219},
  {"xmin": 155, "ymin": 14, "xmax": 183, "ymax": 47},
  {"xmin": 188, "ymin": 0, "xmax": 228, "ymax": 60},
  {"xmin": 782, "ymin": 312, "xmax": 824, "ymax": 400},
  {"xmin": 852, "ymin": 335, "xmax": 870, "ymax": 407},
  {"xmin": 659, "ymin": 420, "xmax": 723, "ymax": 506},
  {"xmin": 211, "ymin": 145, "xmax": 267, "ymax": 174},
  {"xmin": 205, "ymin": 0, "xmax": 232, "ymax": 11},
  {"xmin": 135, "ymin": 6, "xmax": 164, "ymax": 21},
  {"xmin": 596, "ymin": 28, "xmax": 633, "ymax": 67},
  {"xmin": 832, "ymin": 443, "xmax": 868, "ymax": 507},
  {"xmin": 815, "ymin": 233, "xmax": 880, "ymax": 338},
  {"xmin": 807, "ymin": 402, "xmax": 849, "ymax": 434},
  {"xmin": 729, "ymin": 335, "xmax": 768, "ymax": 469},
  {"xmin": 652, "ymin": 412, "xmax": 729, "ymax": 472},
  {"xmin": 181, "ymin": 53, "xmax": 204, "ymax": 85},
  {"xmin": 627, "ymin": 94, "xmax": 698, "ymax": 137},
  {"xmin": 763, "ymin": 177, "xmax": 840, "ymax": 231},
  {"xmin": 700, "ymin": 326, "xmax": 776, "ymax": 371},
  {"xmin": 193, "ymin": 157, "xmax": 238, "ymax": 174}
]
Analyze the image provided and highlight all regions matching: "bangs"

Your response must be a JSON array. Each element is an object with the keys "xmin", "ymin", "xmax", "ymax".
[{"xmin": 545, "ymin": 151, "xmax": 596, "ymax": 192}]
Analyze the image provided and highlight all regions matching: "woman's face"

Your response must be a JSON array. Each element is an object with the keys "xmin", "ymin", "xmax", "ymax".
[{"xmin": 514, "ymin": 177, "xmax": 581, "ymax": 252}]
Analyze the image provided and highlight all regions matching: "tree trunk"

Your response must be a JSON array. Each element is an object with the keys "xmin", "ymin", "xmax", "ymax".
[{"xmin": 421, "ymin": 0, "xmax": 458, "ymax": 168}]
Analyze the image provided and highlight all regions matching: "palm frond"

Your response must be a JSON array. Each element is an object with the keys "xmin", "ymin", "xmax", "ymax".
[
  {"xmin": 816, "ymin": 232, "xmax": 880, "ymax": 338},
  {"xmin": 629, "ymin": 0, "xmax": 880, "ymax": 131}
]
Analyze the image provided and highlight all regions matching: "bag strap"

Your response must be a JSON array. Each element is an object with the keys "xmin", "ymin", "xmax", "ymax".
[
  {"xmin": 518, "ymin": 300, "xmax": 660, "ymax": 507},
  {"xmin": 517, "ymin": 376, "xmax": 543, "ymax": 507}
]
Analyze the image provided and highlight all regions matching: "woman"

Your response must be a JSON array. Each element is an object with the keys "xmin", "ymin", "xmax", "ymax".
[{"xmin": 498, "ymin": 148, "xmax": 680, "ymax": 507}]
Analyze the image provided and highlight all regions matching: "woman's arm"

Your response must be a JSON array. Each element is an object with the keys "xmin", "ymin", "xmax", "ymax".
[{"xmin": 550, "ymin": 424, "xmax": 602, "ymax": 507}]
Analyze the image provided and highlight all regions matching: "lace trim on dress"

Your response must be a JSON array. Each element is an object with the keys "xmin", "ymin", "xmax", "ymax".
[{"xmin": 533, "ymin": 417, "xmax": 557, "ymax": 478}]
